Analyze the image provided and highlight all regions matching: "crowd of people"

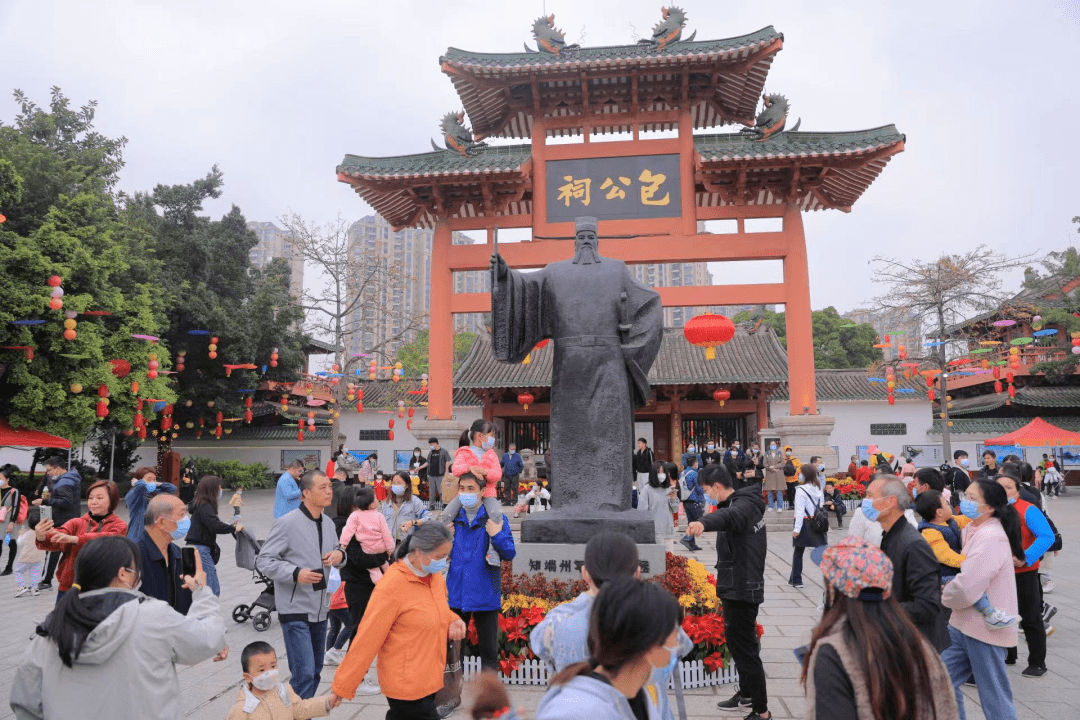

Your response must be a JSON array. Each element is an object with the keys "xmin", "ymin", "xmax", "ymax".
[{"xmin": 0, "ymin": 434, "xmax": 1068, "ymax": 720}]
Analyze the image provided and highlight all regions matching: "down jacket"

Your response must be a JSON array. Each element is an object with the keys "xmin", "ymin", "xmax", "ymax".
[{"xmin": 699, "ymin": 483, "xmax": 768, "ymax": 604}]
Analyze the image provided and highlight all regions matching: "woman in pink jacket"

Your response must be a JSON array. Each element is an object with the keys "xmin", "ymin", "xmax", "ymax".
[
  {"xmin": 440, "ymin": 420, "xmax": 503, "ymax": 564},
  {"xmin": 941, "ymin": 479, "xmax": 1024, "ymax": 720}
]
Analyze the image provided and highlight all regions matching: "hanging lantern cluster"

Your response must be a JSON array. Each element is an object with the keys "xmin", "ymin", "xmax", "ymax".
[
  {"xmin": 347, "ymin": 383, "xmax": 356, "ymax": 402},
  {"xmin": 1009, "ymin": 346, "xmax": 1020, "ymax": 369},
  {"xmin": 897, "ymin": 344, "xmax": 907, "ymax": 361},
  {"xmin": 355, "ymin": 387, "xmax": 365, "ymax": 414},
  {"xmin": 147, "ymin": 353, "xmax": 159, "ymax": 379},
  {"xmin": 388, "ymin": 418, "xmax": 395, "ymax": 429},
  {"xmin": 925, "ymin": 372, "xmax": 937, "ymax": 403},
  {"xmin": 1032, "ymin": 315, "xmax": 1043, "ymax": 331},
  {"xmin": 48, "ymin": 275, "xmax": 64, "ymax": 311},
  {"xmin": 368, "ymin": 359, "xmax": 377, "ymax": 380},
  {"xmin": 197, "ymin": 417, "xmax": 205, "ymax": 440},
  {"xmin": 208, "ymin": 336, "xmax": 219, "ymax": 360},
  {"xmin": 63, "ymin": 313, "xmax": 77, "ymax": 341},
  {"xmin": 885, "ymin": 366, "xmax": 896, "ymax": 406},
  {"xmin": 684, "ymin": 313, "xmax": 736, "ymax": 360},
  {"xmin": 270, "ymin": 347, "xmax": 279, "ymax": 368},
  {"xmin": 712, "ymin": 388, "xmax": 730, "ymax": 407},
  {"xmin": 421, "ymin": 373, "xmax": 429, "ymax": 390},
  {"xmin": 96, "ymin": 384, "xmax": 109, "ymax": 418},
  {"xmin": 393, "ymin": 362, "xmax": 403, "ymax": 383},
  {"xmin": 1071, "ymin": 333, "xmax": 1080, "ymax": 356},
  {"xmin": 161, "ymin": 404, "xmax": 174, "ymax": 432},
  {"xmin": 518, "ymin": 391, "xmax": 535, "ymax": 410},
  {"xmin": 176, "ymin": 351, "xmax": 186, "ymax": 372},
  {"xmin": 215, "ymin": 410, "xmax": 224, "ymax": 440},
  {"xmin": 397, "ymin": 400, "xmax": 405, "ymax": 419},
  {"xmin": 244, "ymin": 395, "xmax": 253, "ymax": 424}
]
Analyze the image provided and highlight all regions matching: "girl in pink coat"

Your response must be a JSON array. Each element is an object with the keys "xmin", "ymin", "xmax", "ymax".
[{"xmin": 440, "ymin": 420, "xmax": 503, "ymax": 561}]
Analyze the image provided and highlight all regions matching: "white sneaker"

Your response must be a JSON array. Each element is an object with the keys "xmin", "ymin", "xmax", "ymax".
[
  {"xmin": 13, "ymin": 587, "xmax": 29, "ymax": 598},
  {"xmin": 31, "ymin": 588, "xmax": 39, "ymax": 596},
  {"xmin": 356, "ymin": 678, "xmax": 381, "ymax": 695},
  {"xmin": 1042, "ymin": 580, "xmax": 1055, "ymax": 594},
  {"xmin": 324, "ymin": 648, "xmax": 343, "ymax": 666},
  {"xmin": 984, "ymin": 609, "xmax": 1020, "ymax": 630}
]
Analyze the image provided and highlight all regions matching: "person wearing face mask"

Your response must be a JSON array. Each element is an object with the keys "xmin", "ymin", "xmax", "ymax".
[
  {"xmin": 940, "ymin": 480, "xmax": 1023, "ymax": 720},
  {"xmin": 686, "ymin": 464, "xmax": 771, "ymax": 719},
  {"xmin": 535, "ymin": 577, "xmax": 684, "ymax": 720},
  {"xmin": 723, "ymin": 439, "xmax": 746, "ymax": 480},
  {"xmin": 34, "ymin": 456, "xmax": 85, "ymax": 590},
  {"xmin": 34, "ymin": 479, "xmax": 128, "ymax": 606},
  {"xmin": 183, "ymin": 475, "xmax": 242, "ymax": 597},
  {"xmin": 808, "ymin": 456, "xmax": 827, "ymax": 490},
  {"xmin": 863, "ymin": 477, "xmax": 949, "ymax": 652},
  {"xmin": 633, "ymin": 438, "xmax": 654, "ymax": 494},
  {"xmin": 700, "ymin": 440, "xmax": 722, "ymax": 467},
  {"xmin": 11, "ymin": 535, "xmax": 225, "ymax": 720},
  {"xmin": 501, "ymin": 442, "xmax": 524, "ymax": 505},
  {"xmin": 445, "ymin": 472, "xmax": 516, "ymax": 674},
  {"xmin": 782, "ymin": 446, "xmax": 801, "ymax": 510},
  {"xmin": 995, "ymin": 473, "xmax": 1054, "ymax": 677},
  {"xmin": 124, "ymin": 465, "xmax": 178, "ymax": 544},
  {"xmin": 640, "ymin": 461, "xmax": 677, "ymax": 539},
  {"xmin": 409, "ymin": 445, "xmax": 428, "ymax": 483},
  {"xmin": 381, "ymin": 470, "xmax": 432, "ymax": 543},
  {"xmin": 138, "ymin": 494, "xmax": 198, "ymax": 616},
  {"xmin": 762, "ymin": 442, "xmax": 786, "ymax": 513},
  {"xmin": 441, "ymin": 421, "xmax": 503, "ymax": 558},
  {"xmin": 949, "ymin": 451, "xmax": 972, "ymax": 506},
  {"xmin": 426, "ymin": 438, "xmax": 452, "ymax": 506},
  {"xmin": 228, "ymin": 641, "xmax": 332, "ymax": 720},
  {"xmin": 332, "ymin": 522, "xmax": 467, "ymax": 719}
]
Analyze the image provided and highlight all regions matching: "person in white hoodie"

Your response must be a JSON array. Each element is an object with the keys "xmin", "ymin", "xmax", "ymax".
[
  {"xmin": 535, "ymin": 576, "xmax": 682, "ymax": 720},
  {"xmin": 10, "ymin": 535, "xmax": 226, "ymax": 720},
  {"xmin": 789, "ymin": 465, "xmax": 827, "ymax": 588}
]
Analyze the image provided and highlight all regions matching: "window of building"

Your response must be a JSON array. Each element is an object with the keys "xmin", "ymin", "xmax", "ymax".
[
  {"xmin": 358, "ymin": 430, "xmax": 392, "ymax": 441},
  {"xmin": 869, "ymin": 423, "xmax": 907, "ymax": 436}
]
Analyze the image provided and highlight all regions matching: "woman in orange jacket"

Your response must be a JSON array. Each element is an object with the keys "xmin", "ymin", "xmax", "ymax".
[{"xmin": 330, "ymin": 522, "xmax": 466, "ymax": 719}]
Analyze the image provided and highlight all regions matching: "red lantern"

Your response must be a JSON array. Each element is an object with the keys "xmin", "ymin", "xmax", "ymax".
[
  {"xmin": 97, "ymin": 384, "xmax": 108, "ymax": 398},
  {"xmin": 195, "ymin": 430, "xmax": 202, "ymax": 439},
  {"xmin": 215, "ymin": 425, "xmax": 223, "ymax": 439},
  {"xmin": 245, "ymin": 396, "xmax": 253, "ymax": 408},
  {"xmin": 897, "ymin": 345, "xmax": 907, "ymax": 360},
  {"xmin": 1008, "ymin": 385, "xmax": 1016, "ymax": 398},
  {"xmin": 1006, "ymin": 371, "xmax": 1014, "ymax": 384},
  {"xmin": 884, "ymin": 334, "xmax": 891, "ymax": 343},
  {"xmin": 211, "ymin": 336, "xmax": 219, "ymax": 344},
  {"xmin": 245, "ymin": 410, "xmax": 253, "ymax": 424},
  {"xmin": 109, "ymin": 359, "xmax": 131, "ymax": 378},
  {"xmin": 356, "ymin": 402, "xmax": 364, "ymax": 414},
  {"xmin": 518, "ymin": 392, "xmax": 535, "ymax": 410},
  {"xmin": 994, "ymin": 381, "xmax": 1003, "ymax": 394},
  {"xmin": 63, "ymin": 329, "xmax": 76, "ymax": 340},
  {"xmin": 96, "ymin": 401, "xmax": 108, "ymax": 418},
  {"xmin": 388, "ymin": 419, "xmax": 395, "ymax": 429},
  {"xmin": 712, "ymin": 389, "xmax": 731, "ymax": 407},
  {"xmin": 49, "ymin": 297, "xmax": 64, "ymax": 310},
  {"xmin": 992, "ymin": 367, "xmax": 1001, "ymax": 379},
  {"xmin": 297, "ymin": 429, "xmax": 304, "ymax": 442},
  {"xmin": 356, "ymin": 388, "xmax": 364, "ymax": 402},
  {"xmin": 209, "ymin": 351, "xmax": 218, "ymax": 360},
  {"xmin": 406, "ymin": 419, "xmax": 413, "ymax": 431},
  {"xmin": 147, "ymin": 370, "xmax": 158, "ymax": 379},
  {"xmin": 887, "ymin": 394, "xmax": 896, "ymax": 406},
  {"xmin": 684, "ymin": 314, "xmax": 736, "ymax": 360},
  {"xmin": 388, "ymin": 430, "xmax": 395, "ymax": 441},
  {"xmin": 47, "ymin": 275, "xmax": 62, "ymax": 287},
  {"xmin": 138, "ymin": 427, "xmax": 147, "ymax": 440},
  {"xmin": 162, "ymin": 417, "xmax": 172, "ymax": 431},
  {"xmin": 408, "ymin": 407, "xmax": 414, "ymax": 418},
  {"xmin": 927, "ymin": 389, "xmax": 936, "ymax": 402},
  {"xmin": 216, "ymin": 411, "xmax": 224, "ymax": 424}
]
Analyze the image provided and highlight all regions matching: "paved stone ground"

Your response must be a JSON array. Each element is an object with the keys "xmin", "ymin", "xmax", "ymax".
[{"xmin": 0, "ymin": 489, "xmax": 1076, "ymax": 719}]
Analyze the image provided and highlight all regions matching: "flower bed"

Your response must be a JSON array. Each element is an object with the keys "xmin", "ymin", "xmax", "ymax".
[
  {"xmin": 833, "ymin": 476, "xmax": 867, "ymax": 500},
  {"xmin": 461, "ymin": 553, "xmax": 761, "ymax": 684}
]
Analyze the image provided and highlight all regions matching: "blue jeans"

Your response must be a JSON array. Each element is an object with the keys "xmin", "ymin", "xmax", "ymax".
[
  {"xmin": 281, "ymin": 618, "xmax": 328, "ymax": 699},
  {"xmin": 190, "ymin": 544, "xmax": 220, "ymax": 596},
  {"xmin": 767, "ymin": 490, "xmax": 783, "ymax": 511},
  {"xmin": 942, "ymin": 625, "xmax": 1018, "ymax": 720}
]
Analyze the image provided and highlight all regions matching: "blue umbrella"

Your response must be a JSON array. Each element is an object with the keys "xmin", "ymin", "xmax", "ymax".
[
  {"xmin": 261, "ymin": 365, "xmax": 268, "ymax": 373},
  {"xmin": 924, "ymin": 341, "xmax": 946, "ymax": 347},
  {"xmin": 867, "ymin": 377, "xmax": 886, "ymax": 383},
  {"xmin": 187, "ymin": 329, "xmax": 210, "ymax": 335},
  {"xmin": 1033, "ymin": 329, "xmax": 1058, "ymax": 337},
  {"xmin": 9, "ymin": 319, "xmax": 46, "ymax": 325},
  {"xmin": 894, "ymin": 388, "xmax": 916, "ymax": 394}
]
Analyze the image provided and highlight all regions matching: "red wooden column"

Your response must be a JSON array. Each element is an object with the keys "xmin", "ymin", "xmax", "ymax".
[
  {"xmin": 781, "ymin": 206, "xmax": 817, "ymax": 415},
  {"xmin": 428, "ymin": 220, "xmax": 454, "ymax": 419}
]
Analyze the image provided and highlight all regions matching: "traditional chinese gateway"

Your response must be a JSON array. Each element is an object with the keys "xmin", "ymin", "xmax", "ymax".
[{"xmin": 337, "ymin": 9, "xmax": 905, "ymax": 464}]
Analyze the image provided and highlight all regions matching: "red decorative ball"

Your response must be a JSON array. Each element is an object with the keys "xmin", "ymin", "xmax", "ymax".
[
  {"xmin": 208, "ymin": 351, "xmax": 218, "ymax": 360},
  {"xmin": 63, "ymin": 328, "xmax": 76, "ymax": 340},
  {"xmin": 47, "ymin": 275, "xmax": 63, "ymax": 287},
  {"xmin": 684, "ymin": 314, "xmax": 736, "ymax": 359},
  {"xmin": 49, "ymin": 297, "xmax": 64, "ymax": 310}
]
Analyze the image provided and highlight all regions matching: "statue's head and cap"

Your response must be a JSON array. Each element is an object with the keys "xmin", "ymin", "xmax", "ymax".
[{"xmin": 573, "ymin": 216, "xmax": 600, "ymax": 265}]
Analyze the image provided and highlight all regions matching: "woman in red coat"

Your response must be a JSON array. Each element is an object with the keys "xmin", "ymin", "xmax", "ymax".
[{"xmin": 35, "ymin": 479, "xmax": 128, "ymax": 605}]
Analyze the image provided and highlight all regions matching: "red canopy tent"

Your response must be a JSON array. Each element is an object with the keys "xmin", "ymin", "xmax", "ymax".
[
  {"xmin": 0, "ymin": 418, "xmax": 71, "ymax": 448},
  {"xmin": 984, "ymin": 417, "xmax": 1080, "ymax": 447}
]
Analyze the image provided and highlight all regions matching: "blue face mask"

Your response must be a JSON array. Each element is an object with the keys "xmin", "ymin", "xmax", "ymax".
[
  {"xmin": 170, "ymin": 515, "xmax": 191, "ymax": 541},
  {"xmin": 818, "ymin": 464, "xmax": 826, "ymax": 474},
  {"xmin": 458, "ymin": 493, "xmax": 479, "ymax": 508},
  {"xmin": 959, "ymin": 498, "xmax": 982, "ymax": 519},
  {"xmin": 144, "ymin": 481, "xmax": 158, "ymax": 493},
  {"xmin": 655, "ymin": 643, "xmax": 680, "ymax": 675},
  {"xmin": 482, "ymin": 436, "xmax": 496, "ymax": 450},
  {"xmin": 424, "ymin": 557, "xmax": 448, "ymax": 574},
  {"xmin": 1007, "ymin": 496, "xmax": 1017, "ymax": 505},
  {"xmin": 960, "ymin": 458, "xmax": 970, "ymax": 468},
  {"xmin": 770, "ymin": 444, "xmax": 777, "ymax": 451},
  {"xmin": 391, "ymin": 485, "xmax": 406, "ymax": 496},
  {"xmin": 705, "ymin": 493, "xmax": 719, "ymax": 507},
  {"xmin": 861, "ymin": 498, "xmax": 880, "ymax": 522},
  {"xmin": 912, "ymin": 487, "xmax": 919, "ymax": 498}
]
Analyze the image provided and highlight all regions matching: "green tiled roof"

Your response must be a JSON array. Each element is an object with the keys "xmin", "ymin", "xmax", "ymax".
[
  {"xmin": 338, "ymin": 144, "xmax": 532, "ymax": 179},
  {"xmin": 770, "ymin": 368, "xmax": 926, "ymax": 402},
  {"xmin": 695, "ymin": 126, "xmax": 905, "ymax": 161},
  {"xmin": 1015, "ymin": 386, "xmax": 1080, "ymax": 408},
  {"xmin": 929, "ymin": 416, "xmax": 1080, "ymax": 437},
  {"xmin": 441, "ymin": 27, "xmax": 783, "ymax": 69},
  {"xmin": 453, "ymin": 326, "xmax": 788, "ymax": 389},
  {"xmin": 179, "ymin": 425, "xmax": 332, "ymax": 442}
]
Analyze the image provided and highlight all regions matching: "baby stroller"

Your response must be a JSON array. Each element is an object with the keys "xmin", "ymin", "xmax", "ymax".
[{"xmin": 232, "ymin": 528, "xmax": 276, "ymax": 632}]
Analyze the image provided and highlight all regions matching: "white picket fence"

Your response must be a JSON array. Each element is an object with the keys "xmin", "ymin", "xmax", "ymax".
[{"xmin": 462, "ymin": 657, "xmax": 738, "ymax": 688}]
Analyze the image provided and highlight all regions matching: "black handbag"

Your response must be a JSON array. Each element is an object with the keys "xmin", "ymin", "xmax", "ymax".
[
  {"xmin": 1046, "ymin": 514, "xmax": 1064, "ymax": 553},
  {"xmin": 434, "ymin": 639, "xmax": 463, "ymax": 710}
]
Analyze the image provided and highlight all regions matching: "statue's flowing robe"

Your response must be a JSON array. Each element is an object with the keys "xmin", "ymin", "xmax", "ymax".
[{"xmin": 491, "ymin": 257, "xmax": 662, "ymax": 513}]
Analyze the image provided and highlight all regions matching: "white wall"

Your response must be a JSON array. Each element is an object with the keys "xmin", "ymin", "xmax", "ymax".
[{"xmin": 336, "ymin": 406, "xmax": 484, "ymax": 470}]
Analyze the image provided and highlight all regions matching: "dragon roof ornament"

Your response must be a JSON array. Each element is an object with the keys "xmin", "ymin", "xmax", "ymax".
[
  {"xmin": 431, "ymin": 111, "xmax": 487, "ymax": 157},
  {"xmin": 640, "ymin": 6, "xmax": 696, "ymax": 49},
  {"xmin": 525, "ymin": 15, "xmax": 579, "ymax": 55},
  {"xmin": 740, "ymin": 92, "xmax": 801, "ymax": 141}
]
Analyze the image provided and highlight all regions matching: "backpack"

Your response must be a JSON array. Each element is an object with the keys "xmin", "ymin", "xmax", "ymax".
[
  {"xmin": 783, "ymin": 460, "xmax": 796, "ymax": 477},
  {"xmin": 801, "ymin": 489, "xmax": 830, "ymax": 535}
]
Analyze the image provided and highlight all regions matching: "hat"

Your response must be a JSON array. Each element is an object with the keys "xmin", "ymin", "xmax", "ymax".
[
  {"xmin": 575, "ymin": 216, "xmax": 598, "ymax": 233},
  {"xmin": 819, "ymin": 537, "xmax": 893, "ymax": 601}
]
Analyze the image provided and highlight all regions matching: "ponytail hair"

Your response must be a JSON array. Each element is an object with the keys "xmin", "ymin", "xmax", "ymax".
[
  {"xmin": 460, "ymin": 419, "xmax": 497, "ymax": 448},
  {"xmin": 583, "ymin": 531, "xmax": 639, "ymax": 589},
  {"xmin": 393, "ymin": 519, "xmax": 452, "ymax": 562},
  {"xmin": 43, "ymin": 536, "xmax": 140, "ymax": 667},
  {"xmin": 974, "ymin": 479, "xmax": 1025, "ymax": 561}
]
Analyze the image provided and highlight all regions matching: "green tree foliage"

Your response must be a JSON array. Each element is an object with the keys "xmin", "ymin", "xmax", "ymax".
[
  {"xmin": 396, "ymin": 329, "xmax": 479, "ymax": 377},
  {"xmin": 731, "ymin": 307, "xmax": 879, "ymax": 369},
  {"xmin": 0, "ymin": 89, "xmax": 171, "ymax": 439}
]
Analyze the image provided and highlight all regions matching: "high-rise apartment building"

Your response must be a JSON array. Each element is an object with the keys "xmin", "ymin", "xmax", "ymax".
[
  {"xmin": 343, "ymin": 215, "xmax": 485, "ymax": 358},
  {"xmin": 247, "ymin": 221, "xmax": 305, "ymax": 300},
  {"xmin": 628, "ymin": 262, "xmax": 726, "ymax": 327}
]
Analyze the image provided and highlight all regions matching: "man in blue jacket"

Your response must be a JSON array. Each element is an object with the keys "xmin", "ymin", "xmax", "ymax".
[
  {"xmin": 274, "ymin": 460, "xmax": 306, "ymax": 519},
  {"xmin": 501, "ymin": 443, "xmax": 524, "ymax": 505},
  {"xmin": 35, "ymin": 457, "xmax": 82, "ymax": 590},
  {"xmin": 446, "ymin": 472, "xmax": 516, "ymax": 673}
]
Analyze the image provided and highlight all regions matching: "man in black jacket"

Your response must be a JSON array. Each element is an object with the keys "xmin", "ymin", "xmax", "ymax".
[
  {"xmin": 427, "ymin": 437, "xmax": 452, "ymax": 506},
  {"xmin": 867, "ymin": 476, "xmax": 949, "ymax": 651},
  {"xmin": 35, "ymin": 457, "xmax": 82, "ymax": 590},
  {"xmin": 688, "ymin": 465, "xmax": 771, "ymax": 720},
  {"xmin": 633, "ymin": 438, "xmax": 654, "ymax": 494}
]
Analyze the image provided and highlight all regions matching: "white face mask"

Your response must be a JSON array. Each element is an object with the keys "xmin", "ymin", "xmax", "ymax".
[
  {"xmin": 250, "ymin": 669, "xmax": 280, "ymax": 691},
  {"xmin": 657, "ymin": 473, "xmax": 667, "ymax": 481}
]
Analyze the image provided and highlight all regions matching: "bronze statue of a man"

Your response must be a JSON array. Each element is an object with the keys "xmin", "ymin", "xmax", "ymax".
[{"xmin": 490, "ymin": 217, "xmax": 663, "ymax": 535}]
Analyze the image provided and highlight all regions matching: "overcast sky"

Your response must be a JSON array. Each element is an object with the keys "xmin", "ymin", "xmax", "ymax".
[{"xmin": 3, "ymin": 0, "xmax": 1079, "ymax": 314}]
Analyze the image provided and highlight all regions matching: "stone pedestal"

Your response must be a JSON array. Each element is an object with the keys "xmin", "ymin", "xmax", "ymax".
[
  {"xmin": 512, "ymin": 541, "xmax": 666, "ymax": 579},
  {"xmin": 520, "ymin": 508, "xmax": 657, "ymax": 544},
  {"xmin": 408, "ymin": 418, "xmax": 471, "ymax": 448},
  {"xmin": 774, "ymin": 414, "xmax": 839, "ymax": 473}
]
